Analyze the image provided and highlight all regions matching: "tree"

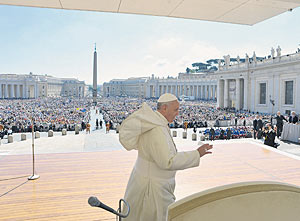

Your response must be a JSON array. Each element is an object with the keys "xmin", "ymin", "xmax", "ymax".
[
  {"xmin": 192, "ymin": 62, "xmax": 211, "ymax": 71},
  {"xmin": 209, "ymin": 66, "xmax": 218, "ymax": 71},
  {"xmin": 186, "ymin": 67, "xmax": 191, "ymax": 73}
]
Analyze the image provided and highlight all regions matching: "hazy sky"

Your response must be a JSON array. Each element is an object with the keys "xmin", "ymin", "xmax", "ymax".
[{"xmin": 0, "ymin": 5, "xmax": 300, "ymax": 84}]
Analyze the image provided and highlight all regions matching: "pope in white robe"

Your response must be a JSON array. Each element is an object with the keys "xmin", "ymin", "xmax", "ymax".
[{"xmin": 119, "ymin": 93, "xmax": 213, "ymax": 221}]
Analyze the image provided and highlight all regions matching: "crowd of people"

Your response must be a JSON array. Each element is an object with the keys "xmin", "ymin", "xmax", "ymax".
[
  {"xmin": 252, "ymin": 111, "xmax": 299, "ymax": 148},
  {"xmin": 1, "ymin": 96, "xmax": 298, "ymax": 149},
  {"xmin": 97, "ymin": 97, "xmax": 272, "ymax": 130},
  {"xmin": 0, "ymin": 98, "xmax": 91, "ymax": 138},
  {"xmin": 201, "ymin": 126, "xmax": 253, "ymax": 140},
  {"xmin": 98, "ymin": 97, "xmax": 299, "ymax": 148}
]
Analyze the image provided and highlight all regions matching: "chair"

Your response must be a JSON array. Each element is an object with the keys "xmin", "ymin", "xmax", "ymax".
[{"xmin": 167, "ymin": 181, "xmax": 300, "ymax": 221}]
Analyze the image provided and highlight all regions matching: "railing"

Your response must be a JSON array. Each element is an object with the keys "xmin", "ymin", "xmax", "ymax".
[{"xmin": 219, "ymin": 52, "xmax": 300, "ymax": 71}]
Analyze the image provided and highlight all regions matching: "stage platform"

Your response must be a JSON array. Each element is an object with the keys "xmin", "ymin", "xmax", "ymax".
[{"xmin": 0, "ymin": 140, "xmax": 300, "ymax": 220}]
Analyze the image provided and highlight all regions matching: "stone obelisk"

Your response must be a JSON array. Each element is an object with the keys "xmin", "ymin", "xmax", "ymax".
[{"xmin": 93, "ymin": 44, "xmax": 97, "ymax": 104}]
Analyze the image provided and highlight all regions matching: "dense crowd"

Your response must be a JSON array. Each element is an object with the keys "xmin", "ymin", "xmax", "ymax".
[
  {"xmin": 1, "ymin": 96, "xmax": 297, "ymax": 146},
  {"xmin": 0, "ymin": 98, "xmax": 91, "ymax": 138},
  {"xmin": 97, "ymin": 97, "xmax": 300, "ymax": 146},
  {"xmin": 97, "ymin": 97, "xmax": 273, "ymax": 130}
]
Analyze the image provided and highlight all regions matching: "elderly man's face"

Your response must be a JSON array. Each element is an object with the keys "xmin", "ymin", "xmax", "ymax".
[{"xmin": 164, "ymin": 101, "xmax": 180, "ymax": 123}]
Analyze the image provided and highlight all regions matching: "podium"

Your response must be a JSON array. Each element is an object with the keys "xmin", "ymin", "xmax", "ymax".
[{"xmin": 168, "ymin": 181, "xmax": 300, "ymax": 221}]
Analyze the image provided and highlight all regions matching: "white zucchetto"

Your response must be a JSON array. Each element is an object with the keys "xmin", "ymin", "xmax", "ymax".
[{"xmin": 157, "ymin": 93, "xmax": 178, "ymax": 103}]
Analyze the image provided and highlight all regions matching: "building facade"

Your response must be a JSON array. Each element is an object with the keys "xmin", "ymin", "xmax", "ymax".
[
  {"xmin": 216, "ymin": 49, "xmax": 300, "ymax": 114},
  {"xmin": 103, "ymin": 73, "xmax": 218, "ymax": 100},
  {"xmin": 103, "ymin": 78, "xmax": 148, "ymax": 98},
  {"xmin": 104, "ymin": 47, "xmax": 300, "ymax": 114},
  {"xmin": 0, "ymin": 73, "xmax": 86, "ymax": 99}
]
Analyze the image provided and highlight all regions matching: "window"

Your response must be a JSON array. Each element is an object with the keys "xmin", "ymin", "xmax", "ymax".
[
  {"xmin": 285, "ymin": 81, "xmax": 293, "ymax": 105},
  {"xmin": 259, "ymin": 83, "xmax": 266, "ymax": 104}
]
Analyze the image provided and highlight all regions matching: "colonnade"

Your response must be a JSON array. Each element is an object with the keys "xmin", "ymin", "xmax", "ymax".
[
  {"xmin": 0, "ymin": 83, "xmax": 36, "ymax": 99},
  {"xmin": 149, "ymin": 84, "xmax": 217, "ymax": 100},
  {"xmin": 217, "ymin": 78, "xmax": 248, "ymax": 110}
]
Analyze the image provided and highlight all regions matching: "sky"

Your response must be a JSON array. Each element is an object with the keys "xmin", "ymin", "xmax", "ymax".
[{"xmin": 0, "ymin": 5, "xmax": 300, "ymax": 85}]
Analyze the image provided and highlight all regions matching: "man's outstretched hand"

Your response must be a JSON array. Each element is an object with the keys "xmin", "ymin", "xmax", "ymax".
[{"xmin": 197, "ymin": 144, "xmax": 213, "ymax": 157}]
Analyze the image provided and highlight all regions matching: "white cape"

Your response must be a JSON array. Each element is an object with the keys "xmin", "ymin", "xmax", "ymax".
[{"xmin": 119, "ymin": 103, "xmax": 200, "ymax": 221}]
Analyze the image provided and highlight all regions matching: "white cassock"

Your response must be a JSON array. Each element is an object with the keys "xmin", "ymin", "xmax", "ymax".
[{"xmin": 119, "ymin": 103, "xmax": 200, "ymax": 221}]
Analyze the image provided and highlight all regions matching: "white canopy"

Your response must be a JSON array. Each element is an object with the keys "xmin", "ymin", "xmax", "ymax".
[{"xmin": 0, "ymin": 0, "xmax": 299, "ymax": 25}]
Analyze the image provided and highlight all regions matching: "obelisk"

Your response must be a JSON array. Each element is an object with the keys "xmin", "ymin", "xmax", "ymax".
[{"xmin": 93, "ymin": 44, "xmax": 97, "ymax": 104}]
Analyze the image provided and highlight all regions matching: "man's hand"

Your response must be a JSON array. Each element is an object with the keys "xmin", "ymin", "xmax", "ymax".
[{"xmin": 197, "ymin": 144, "xmax": 213, "ymax": 157}]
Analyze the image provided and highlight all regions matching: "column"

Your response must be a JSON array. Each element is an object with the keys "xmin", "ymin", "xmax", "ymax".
[
  {"xmin": 148, "ymin": 85, "xmax": 152, "ymax": 98},
  {"xmin": 207, "ymin": 85, "xmax": 211, "ymax": 100},
  {"xmin": 201, "ymin": 85, "xmax": 203, "ymax": 99},
  {"xmin": 193, "ymin": 85, "xmax": 195, "ymax": 98},
  {"xmin": 25, "ymin": 84, "xmax": 28, "ymax": 98},
  {"xmin": 273, "ymin": 75, "xmax": 280, "ymax": 112},
  {"xmin": 244, "ymin": 78, "xmax": 248, "ymax": 110},
  {"xmin": 199, "ymin": 86, "xmax": 202, "ymax": 99},
  {"xmin": 193, "ymin": 85, "xmax": 196, "ymax": 98},
  {"xmin": 212, "ymin": 85, "xmax": 216, "ymax": 100},
  {"xmin": 5, "ymin": 84, "xmax": 9, "ymax": 98},
  {"xmin": 19, "ymin": 85, "xmax": 23, "ymax": 98},
  {"xmin": 224, "ymin": 79, "xmax": 229, "ymax": 108},
  {"xmin": 35, "ymin": 84, "xmax": 38, "ymax": 98},
  {"xmin": 236, "ymin": 79, "xmax": 241, "ymax": 110},
  {"xmin": 217, "ymin": 79, "xmax": 224, "ymax": 108},
  {"xmin": 3, "ymin": 84, "xmax": 8, "ymax": 98},
  {"xmin": 208, "ymin": 85, "xmax": 210, "ymax": 99},
  {"xmin": 16, "ymin": 85, "xmax": 20, "ymax": 98},
  {"xmin": 10, "ymin": 84, "xmax": 14, "ymax": 98},
  {"xmin": 0, "ymin": 84, "xmax": 2, "ymax": 98},
  {"xmin": 215, "ymin": 85, "xmax": 217, "ymax": 99},
  {"xmin": 23, "ymin": 84, "xmax": 26, "ymax": 98}
]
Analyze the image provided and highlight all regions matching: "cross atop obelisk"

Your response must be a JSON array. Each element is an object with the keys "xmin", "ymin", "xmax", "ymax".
[{"xmin": 93, "ymin": 43, "xmax": 97, "ymax": 104}]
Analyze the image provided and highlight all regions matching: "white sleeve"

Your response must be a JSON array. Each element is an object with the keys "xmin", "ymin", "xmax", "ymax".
[{"xmin": 148, "ymin": 127, "xmax": 200, "ymax": 171}]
